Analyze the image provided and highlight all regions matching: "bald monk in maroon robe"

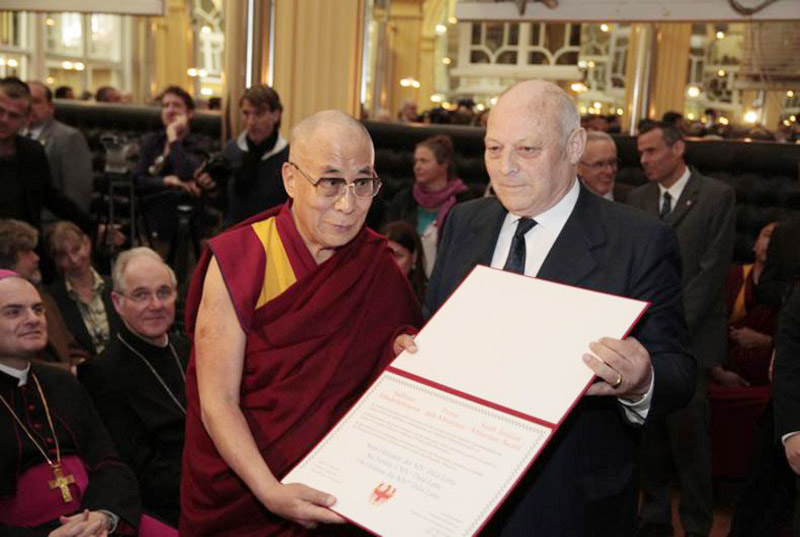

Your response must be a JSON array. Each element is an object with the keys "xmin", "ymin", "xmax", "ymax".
[{"xmin": 180, "ymin": 111, "xmax": 423, "ymax": 536}]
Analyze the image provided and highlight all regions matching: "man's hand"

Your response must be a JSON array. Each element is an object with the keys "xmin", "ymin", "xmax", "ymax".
[
  {"xmin": 163, "ymin": 174, "xmax": 201, "ymax": 196},
  {"xmin": 52, "ymin": 511, "xmax": 109, "ymax": 537},
  {"xmin": 785, "ymin": 434, "xmax": 800, "ymax": 475},
  {"xmin": 711, "ymin": 366, "xmax": 750, "ymax": 387},
  {"xmin": 166, "ymin": 113, "xmax": 189, "ymax": 142},
  {"xmin": 583, "ymin": 337, "xmax": 652, "ymax": 398},
  {"xmin": 263, "ymin": 482, "xmax": 345, "ymax": 529},
  {"xmin": 195, "ymin": 170, "xmax": 216, "ymax": 192},
  {"xmin": 730, "ymin": 326, "xmax": 772, "ymax": 349},
  {"xmin": 393, "ymin": 334, "xmax": 417, "ymax": 356}
]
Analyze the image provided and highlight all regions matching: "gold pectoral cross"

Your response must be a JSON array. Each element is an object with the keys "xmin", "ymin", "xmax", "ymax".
[{"xmin": 48, "ymin": 464, "xmax": 75, "ymax": 503}]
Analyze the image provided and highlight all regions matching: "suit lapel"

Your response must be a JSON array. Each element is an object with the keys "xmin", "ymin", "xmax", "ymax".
[
  {"xmin": 456, "ymin": 198, "xmax": 506, "ymax": 271},
  {"xmin": 665, "ymin": 172, "xmax": 700, "ymax": 227},
  {"xmin": 537, "ymin": 185, "xmax": 604, "ymax": 286}
]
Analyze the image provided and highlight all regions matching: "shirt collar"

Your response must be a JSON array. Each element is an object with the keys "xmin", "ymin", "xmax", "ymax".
[
  {"xmin": 0, "ymin": 361, "xmax": 31, "ymax": 387},
  {"xmin": 658, "ymin": 165, "xmax": 691, "ymax": 200},
  {"xmin": 507, "ymin": 178, "xmax": 580, "ymax": 237},
  {"xmin": 65, "ymin": 268, "xmax": 105, "ymax": 296}
]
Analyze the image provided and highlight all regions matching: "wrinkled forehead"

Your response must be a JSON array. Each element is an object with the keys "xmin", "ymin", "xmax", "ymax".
[
  {"xmin": 298, "ymin": 127, "xmax": 375, "ymax": 173},
  {"xmin": 121, "ymin": 257, "xmax": 173, "ymax": 289}
]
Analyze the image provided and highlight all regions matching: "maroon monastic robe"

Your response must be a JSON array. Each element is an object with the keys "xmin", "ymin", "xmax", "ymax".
[{"xmin": 180, "ymin": 203, "xmax": 422, "ymax": 536}]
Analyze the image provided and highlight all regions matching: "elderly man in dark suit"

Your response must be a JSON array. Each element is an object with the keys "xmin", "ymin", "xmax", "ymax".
[
  {"xmin": 26, "ymin": 81, "xmax": 94, "ymax": 215},
  {"xmin": 398, "ymin": 79, "xmax": 695, "ymax": 536},
  {"xmin": 577, "ymin": 130, "xmax": 632, "ymax": 202},
  {"xmin": 627, "ymin": 121, "xmax": 736, "ymax": 537}
]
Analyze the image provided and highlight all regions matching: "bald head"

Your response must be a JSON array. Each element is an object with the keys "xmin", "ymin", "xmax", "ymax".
[
  {"xmin": 289, "ymin": 110, "xmax": 374, "ymax": 163},
  {"xmin": 282, "ymin": 110, "xmax": 377, "ymax": 263},
  {"xmin": 493, "ymin": 80, "xmax": 581, "ymax": 147},
  {"xmin": 484, "ymin": 79, "xmax": 586, "ymax": 218}
]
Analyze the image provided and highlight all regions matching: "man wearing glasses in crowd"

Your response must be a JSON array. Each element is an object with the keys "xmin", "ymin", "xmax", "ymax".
[
  {"xmin": 79, "ymin": 247, "xmax": 188, "ymax": 531},
  {"xmin": 180, "ymin": 110, "xmax": 423, "ymax": 536},
  {"xmin": 577, "ymin": 131, "xmax": 631, "ymax": 202}
]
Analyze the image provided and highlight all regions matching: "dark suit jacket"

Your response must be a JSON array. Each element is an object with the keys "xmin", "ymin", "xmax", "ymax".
[
  {"xmin": 627, "ymin": 171, "xmax": 735, "ymax": 370},
  {"xmin": 37, "ymin": 118, "xmax": 94, "ymax": 214},
  {"xmin": 426, "ymin": 184, "xmax": 695, "ymax": 536},
  {"xmin": 48, "ymin": 275, "xmax": 121, "ymax": 356},
  {"xmin": 774, "ymin": 289, "xmax": 800, "ymax": 440},
  {"xmin": 0, "ymin": 136, "xmax": 92, "ymax": 232}
]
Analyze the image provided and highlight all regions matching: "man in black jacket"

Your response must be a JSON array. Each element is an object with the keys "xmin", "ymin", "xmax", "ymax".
[{"xmin": 0, "ymin": 78, "xmax": 91, "ymax": 234}]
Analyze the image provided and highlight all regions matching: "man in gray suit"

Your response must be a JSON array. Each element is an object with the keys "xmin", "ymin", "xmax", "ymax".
[
  {"xmin": 627, "ymin": 121, "xmax": 735, "ymax": 537},
  {"xmin": 27, "ymin": 81, "xmax": 94, "ymax": 215}
]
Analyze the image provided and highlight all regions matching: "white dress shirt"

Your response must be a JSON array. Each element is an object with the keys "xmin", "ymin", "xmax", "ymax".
[
  {"xmin": 658, "ymin": 165, "xmax": 691, "ymax": 210},
  {"xmin": 490, "ymin": 178, "xmax": 653, "ymax": 424}
]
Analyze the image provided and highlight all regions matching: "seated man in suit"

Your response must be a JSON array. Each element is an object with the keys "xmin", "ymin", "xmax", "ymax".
[
  {"xmin": 397, "ymin": 79, "xmax": 695, "ymax": 536},
  {"xmin": 80, "ymin": 247, "xmax": 188, "ymax": 529},
  {"xmin": 577, "ymin": 130, "xmax": 630, "ymax": 201},
  {"xmin": 0, "ymin": 270, "xmax": 139, "ymax": 536},
  {"xmin": 26, "ymin": 81, "xmax": 94, "ymax": 216}
]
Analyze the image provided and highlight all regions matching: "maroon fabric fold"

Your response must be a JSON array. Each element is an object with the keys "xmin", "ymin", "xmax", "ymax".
[{"xmin": 181, "ymin": 203, "xmax": 423, "ymax": 536}]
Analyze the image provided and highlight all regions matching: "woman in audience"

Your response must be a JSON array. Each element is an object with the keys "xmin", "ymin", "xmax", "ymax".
[
  {"xmin": 712, "ymin": 221, "xmax": 780, "ymax": 387},
  {"xmin": 382, "ymin": 220, "xmax": 427, "ymax": 303},
  {"xmin": 387, "ymin": 134, "xmax": 472, "ymax": 276},
  {"xmin": 46, "ymin": 221, "xmax": 120, "ymax": 356}
]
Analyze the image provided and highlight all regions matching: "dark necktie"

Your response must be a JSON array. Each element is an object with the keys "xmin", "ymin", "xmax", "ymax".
[
  {"xmin": 503, "ymin": 217, "xmax": 537, "ymax": 274},
  {"xmin": 660, "ymin": 192, "xmax": 672, "ymax": 220}
]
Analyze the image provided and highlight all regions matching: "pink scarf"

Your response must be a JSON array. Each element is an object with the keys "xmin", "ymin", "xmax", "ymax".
[{"xmin": 412, "ymin": 177, "xmax": 468, "ymax": 228}]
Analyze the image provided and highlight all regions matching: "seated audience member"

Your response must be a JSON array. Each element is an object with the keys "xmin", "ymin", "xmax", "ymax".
[
  {"xmin": 94, "ymin": 86, "xmax": 122, "ymax": 103},
  {"xmin": 0, "ymin": 270, "xmax": 139, "ymax": 535},
  {"xmin": 80, "ymin": 247, "xmax": 187, "ymax": 529},
  {"xmin": 54, "ymin": 86, "xmax": 74, "ymax": 100},
  {"xmin": 131, "ymin": 86, "xmax": 206, "ymax": 250},
  {"xmin": 381, "ymin": 220, "xmax": 428, "ymax": 303},
  {"xmin": 220, "ymin": 85, "xmax": 289, "ymax": 226},
  {"xmin": 180, "ymin": 110, "xmax": 422, "ymax": 535},
  {"xmin": 713, "ymin": 222, "xmax": 779, "ymax": 387},
  {"xmin": 0, "ymin": 219, "xmax": 89, "ymax": 368},
  {"xmin": 387, "ymin": 134, "xmax": 472, "ymax": 276},
  {"xmin": 577, "ymin": 131, "xmax": 631, "ymax": 202},
  {"xmin": 46, "ymin": 222, "xmax": 121, "ymax": 356},
  {"xmin": 0, "ymin": 78, "xmax": 92, "ymax": 234},
  {"xmin": 26, "ymin": 81, "xmax": 94, "ymax": 215}
]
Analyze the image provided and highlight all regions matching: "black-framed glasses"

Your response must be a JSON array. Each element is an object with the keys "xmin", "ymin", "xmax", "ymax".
[
  {"xmin": 579, "ymin": 158, "xmax": 620, "ymax": 171},
  {"xmin": 289, "ymin": 161, "xmax": 382, "ymax": 199}
]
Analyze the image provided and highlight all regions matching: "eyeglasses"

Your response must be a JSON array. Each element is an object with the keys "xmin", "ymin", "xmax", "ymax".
[
  {"xmin": 119, "ymin": 286, "xmax": 176, "ymax": 304},
  {"xmin": 289, "ymin": 161, "xmax": 382, "ymax": 199},
  {"xmin": 580, "ymin": 158, "xmax": 620, "ymax": 171}
]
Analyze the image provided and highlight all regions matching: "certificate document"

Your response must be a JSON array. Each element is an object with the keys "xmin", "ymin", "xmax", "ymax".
[{"xmin": 282, "ymin": 265, "xmax": 649, "ymax": 536}]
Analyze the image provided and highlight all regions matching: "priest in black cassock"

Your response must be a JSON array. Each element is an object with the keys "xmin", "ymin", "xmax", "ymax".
[
  {"xmin": 0, "ymin": 269, "xmax": 139, "ymax": 536},
  {"xmin": 79, "ymin": 247, "xmax": 188, "ymax": 530}
]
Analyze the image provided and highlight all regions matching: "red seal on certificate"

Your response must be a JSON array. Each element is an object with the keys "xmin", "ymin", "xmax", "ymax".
[{"xmin": 369, "ymin": 483, "xmax": 396, "ymax": 506}]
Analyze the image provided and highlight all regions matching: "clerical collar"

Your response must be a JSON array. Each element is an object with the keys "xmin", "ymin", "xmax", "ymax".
[
  {"xmin": 120, "ymin": 321, "xmax": 169, "ymax": 350},
  {"xmin": 0, "ymin": 361, "xmax": 31, "ymax": 387}
]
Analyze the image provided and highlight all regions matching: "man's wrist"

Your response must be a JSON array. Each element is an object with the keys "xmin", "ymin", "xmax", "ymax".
[{"xmin": 97, "ymin": 510, "xmax": 119, "ymax": 533}]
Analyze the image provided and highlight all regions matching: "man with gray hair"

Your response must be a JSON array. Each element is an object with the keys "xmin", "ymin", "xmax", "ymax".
[
  {"xmin": 578, "ymin": 130, "xmax": 630, "ymax": 202},
  {"xmin": 405, "ymin": 80, "xmax": 694, "ymax": 535},
  {"xmin": 79, "ymin": 247, "xmax": 188, "ymax": 530},
  {"xmin": 181, "ymin": 110, "xmax": 422, "ymax": 535}
]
